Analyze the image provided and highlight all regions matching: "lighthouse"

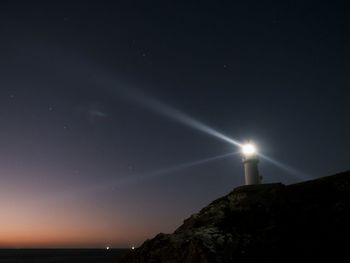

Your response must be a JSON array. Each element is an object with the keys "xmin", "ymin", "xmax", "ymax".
[{"xmin": 242, "ymin": 143, "xmax": 261, "ymax": 185}]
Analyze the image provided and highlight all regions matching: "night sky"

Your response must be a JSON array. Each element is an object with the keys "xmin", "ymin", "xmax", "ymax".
[{"xmin": 0, "ymin": 0, "xmax": 349, "ymax": 248}]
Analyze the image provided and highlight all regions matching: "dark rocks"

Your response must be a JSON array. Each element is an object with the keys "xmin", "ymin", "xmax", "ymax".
[{"xmin": 119, "ymin": 170, "xmax": 350, "ymax": 262}]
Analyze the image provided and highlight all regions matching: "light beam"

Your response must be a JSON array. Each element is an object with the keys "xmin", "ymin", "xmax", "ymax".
[
  {"xmin": 52, "ymin": 54, "xmax": 311, "ymax": 184},
  {"xmin": 96, "ymin": 79, "xmax": 242, "ymax": 147},
  {"xmin": 259, "ymin": 153, "xmax": 313, "ymax": 181},
  {"xmin": 58, "ymin": 151, "xmax": 240, "ymax": 201}
]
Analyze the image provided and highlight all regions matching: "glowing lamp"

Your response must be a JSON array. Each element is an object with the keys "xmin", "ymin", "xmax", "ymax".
[
  {"xmin": 241, "ymin": 142, "xmax": 261, "ymax": 185},
  {"xmin": 242, "ymin": 143, "xmax": 257, "ymax": 156}
]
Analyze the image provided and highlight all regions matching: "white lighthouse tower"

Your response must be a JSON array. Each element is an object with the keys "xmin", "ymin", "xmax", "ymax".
[{"xmin": 242, "ymin": 143, "xmax": 261, "ymax": 185}]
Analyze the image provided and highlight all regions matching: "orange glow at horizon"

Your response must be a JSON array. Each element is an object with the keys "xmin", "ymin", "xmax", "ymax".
[
  {"xmin": 0, "ymin": 183, "xmax": 168, "ymax": 248},
  {"xmin": 0, "ymin": 201, "xmax": 153, "ymax": 248},
  {"xmin": 0, "ymin": 212, "xmax": 153, "ymax": 248}
]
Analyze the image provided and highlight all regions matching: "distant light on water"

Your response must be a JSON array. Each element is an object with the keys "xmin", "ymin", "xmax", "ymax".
[
  {"xmin": 106, "ymin": 246, "xmax": 110, "ymax": 250},
  {"xmin": 131, "ymin": 246, "xmax": 135, "ymax": 250}
]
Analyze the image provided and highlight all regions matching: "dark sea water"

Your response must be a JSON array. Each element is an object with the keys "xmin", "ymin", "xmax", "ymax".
[{"xmin": 0, "ymin": 249, "xmax": 128, "ymax": 263}]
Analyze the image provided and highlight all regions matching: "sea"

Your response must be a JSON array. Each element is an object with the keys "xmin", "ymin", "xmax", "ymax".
[{"xmin": 0, "ymin": 249, "xmax": 129, "ymax": 263}]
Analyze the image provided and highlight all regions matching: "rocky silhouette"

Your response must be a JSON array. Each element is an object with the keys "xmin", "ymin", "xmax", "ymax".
[{"xmin": 120, "ymin": 170, "xmax": 350, "ymax": 262}]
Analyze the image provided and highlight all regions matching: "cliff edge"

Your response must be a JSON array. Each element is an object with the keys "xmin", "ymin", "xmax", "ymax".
[{"xmin": 119, "ymin": 170, "xmax": 350, "ymax": 262}]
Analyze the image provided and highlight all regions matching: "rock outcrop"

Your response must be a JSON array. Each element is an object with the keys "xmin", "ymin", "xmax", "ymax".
[{"xmin": 119, "ymin": 170, "xmax": 350, "ymax": 262}]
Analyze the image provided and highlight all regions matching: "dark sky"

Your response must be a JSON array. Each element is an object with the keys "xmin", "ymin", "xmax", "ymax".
[{"xmin": 0, "ymin": 0, "xmax": 349, "ymax": 248}]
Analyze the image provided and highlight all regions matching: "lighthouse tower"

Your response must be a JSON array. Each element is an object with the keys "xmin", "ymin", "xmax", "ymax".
[{"xmin": 242, "ymin": 143, "xmax": 261, "ymax": 185}]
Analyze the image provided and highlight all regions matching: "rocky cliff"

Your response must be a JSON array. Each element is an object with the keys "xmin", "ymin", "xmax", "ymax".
[{"xmin": 119, "ymin": 170, "xmax": 350, "ymax": 262}]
